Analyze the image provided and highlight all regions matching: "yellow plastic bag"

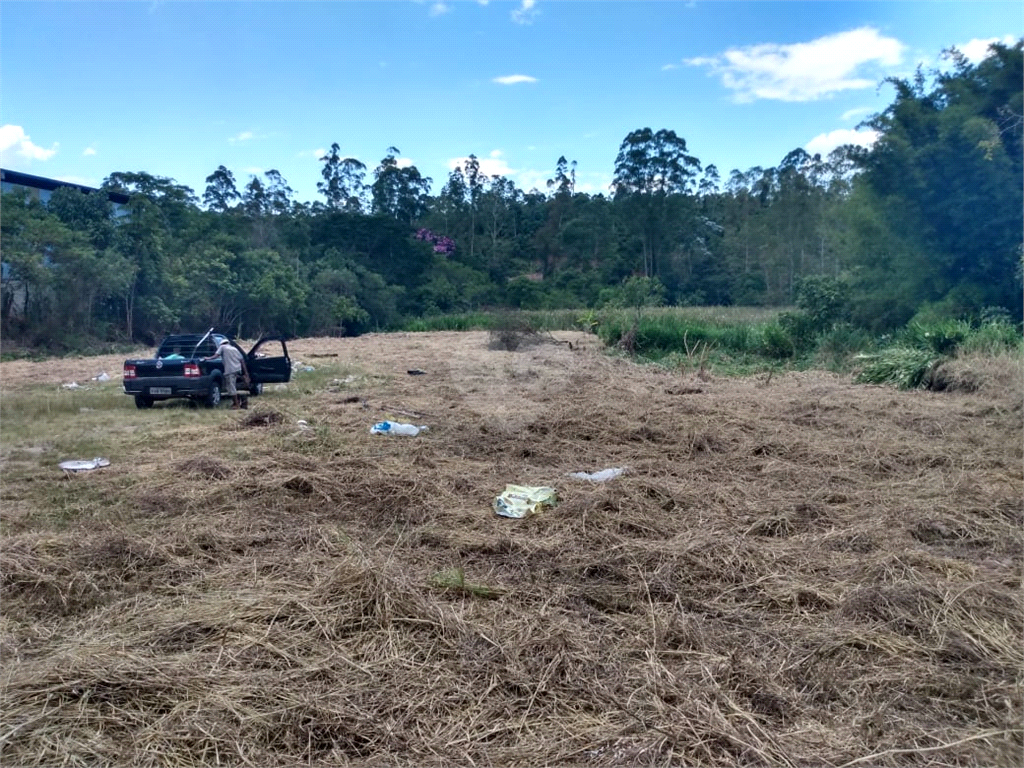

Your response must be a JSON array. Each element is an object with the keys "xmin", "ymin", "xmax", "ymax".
[{"xmin": 493, "ymin": 484, "xmax": 558, "ymax": 519}]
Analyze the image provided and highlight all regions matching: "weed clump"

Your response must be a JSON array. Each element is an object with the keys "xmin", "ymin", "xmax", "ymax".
[{"xmin": 488, "ymin": 313, "xmax": 549, "ymax": 351}]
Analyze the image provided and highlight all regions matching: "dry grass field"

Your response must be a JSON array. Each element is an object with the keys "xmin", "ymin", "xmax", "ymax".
[{"xmin": 1, "ymin": 330, "xmax": 1022, "ymax": 766}]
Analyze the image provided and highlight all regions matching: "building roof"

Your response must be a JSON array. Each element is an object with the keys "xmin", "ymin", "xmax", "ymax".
[{"xmin": 1, "ymin": 168, "xmax": 130, "ymax": 205}]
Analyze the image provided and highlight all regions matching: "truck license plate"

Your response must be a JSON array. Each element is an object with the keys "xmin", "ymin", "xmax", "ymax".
[{"xmin": 149, "ymin": 387, "xmax": 172, "ymax": 395}]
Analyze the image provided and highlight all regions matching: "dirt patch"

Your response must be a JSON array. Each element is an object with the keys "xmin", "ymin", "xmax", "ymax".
[
  {"xmin": 1, "ymin": 331, "xmax": 1022, "ymax": 766},
  {"xmin": 239, "ymin": 409, "xmax": 287, "ymax": 428}
]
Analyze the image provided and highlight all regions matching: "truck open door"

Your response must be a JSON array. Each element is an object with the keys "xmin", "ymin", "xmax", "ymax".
[{"xmin": 246, "ymin": 338, "xmax": 292, "ymax": 385}]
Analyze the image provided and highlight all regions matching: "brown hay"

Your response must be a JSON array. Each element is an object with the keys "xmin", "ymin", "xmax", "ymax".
[
  {"xmin": 2, "ymin": 331, "xmax": 1022, "ymax": 766},
  {"xmin": 176, "ymin": 455, "xmax": 232, "ymax": 480},
  {"xmin": 929, "ymin": 352, "xmax": 1024, "ymax": 399}
]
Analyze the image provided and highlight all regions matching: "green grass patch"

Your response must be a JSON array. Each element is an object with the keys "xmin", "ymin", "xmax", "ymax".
[
  {"xmin": 597, "ymin": 313, "xmax": 773, "ymax": 358},
  {"xmin": 400, "ymin": 306, "xmax": 787, "ymax": 336},
  {"xmin": 853, "ymin": 347, "xmax": 939, "ymax": 390},
  {"xmin": 429, "ymin": 567, "xmax": 505, "ymax": 599},
  {"xmin": 958, "ymin": 321, "xmax": 1022, "ymax": 356},
  {"xmin": 402, "ymin": 312, "xmax": 495, "ymax": 332}
]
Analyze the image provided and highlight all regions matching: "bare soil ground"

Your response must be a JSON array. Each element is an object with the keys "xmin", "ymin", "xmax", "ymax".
[{"xmin": 2, "ymin": 331, "xmax": 1022, "ymax": 766}]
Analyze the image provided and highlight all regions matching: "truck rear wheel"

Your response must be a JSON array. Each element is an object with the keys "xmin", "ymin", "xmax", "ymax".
[
  {"xmin": 134, "ymin": 394, "xmax": 154, "ymax": 409},
  {"xmin": 205, "ymin": 382, "xmax": 222, "ymax": 408}
]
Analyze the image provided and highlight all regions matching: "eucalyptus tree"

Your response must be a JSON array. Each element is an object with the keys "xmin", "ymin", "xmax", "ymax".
[
  {"xmin": 318, "ymin": 143, "xmax": 368, "ymax": 213},
  {"xmin": 532, "ymin": 155, "xmax": 579, "ymax": 276},
  {"xmin": 436, "ymin": 167, "xmax": 467, "ymax": 234},
  {"xmin": 370, "ymin": 147, "xmax": 433, "ymax": 223},
  {"xmin": 202, "ymin": 165, "xmax": 241, "ymax": 212},
  {"xmin": 463, "ymin": 154, "xmax": 484, "ymax": 266},
  {"xmin": 611, "ymin": 128, "xmax": 702, "ymax": 280}
]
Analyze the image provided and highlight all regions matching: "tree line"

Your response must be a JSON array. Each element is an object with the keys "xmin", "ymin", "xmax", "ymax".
[{"xmin": 2, "ymin": 41, "xmax": 1020, "ymax": 348}]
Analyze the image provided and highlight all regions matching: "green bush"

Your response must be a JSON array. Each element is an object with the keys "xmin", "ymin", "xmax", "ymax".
[
  {"xmin": 815, "ymin": 323, "xmax": 874, "ymax": 369},
  {"xmin": 778, "ymin": 311, "xmax": 818, "ymax": 353},
  {"xmin": 759, "ymin": 322, "xmax": 795, "ymax": 359},
  {"xmin": 898, "ymin": 319, "xmax": 971, "ymax": 354},
  {"xmin": 979, "ymin": 306, "xmax": 1016, "ymax": 326},
  {"xmin": 959, "ymin": 321, "xmax": 1023, "ymax": 355},
  {"xmin": 795, "ymin": 275, "xmax": 849, "ymax": 329}
]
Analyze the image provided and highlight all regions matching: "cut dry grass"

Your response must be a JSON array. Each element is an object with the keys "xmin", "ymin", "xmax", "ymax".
[{"xmin": 1, "ymin": 331, "xmax": 1022, "ymax": 766}]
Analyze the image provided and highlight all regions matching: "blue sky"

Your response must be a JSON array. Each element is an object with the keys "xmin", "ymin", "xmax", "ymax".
[{"xmin": 1, "ymin": 1, "xmax": 1020, "ymax": 203}]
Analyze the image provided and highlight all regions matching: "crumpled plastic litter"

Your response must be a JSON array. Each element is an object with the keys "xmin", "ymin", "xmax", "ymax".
[
  {"xmin": 568, "ymin": 467, "xmax": 627, "ymax": 482},
  {"xmin": 493, "ymin": 485, "xmax": 558, "ymax": 519},
  {"xmin": 297, "ymin": 420, "xmax": 310, "ymax": 429},
  {"xmin": 91, "ymin": 372, "xmax": 111, "ymax": 382},
  {"xmin": 293, "ymin": 362, "xmax": 316, "ymax": 372},
  {"xmin": 59, "ymin": 457, "xmax": 111, "ymax": 472},
  {"xmin": 62, "ymin": 382, "xmax": 84, "ymax": 389},
  {"xmin": 371, "ymin": 421, "xmax": 428, "ymax": 436}
]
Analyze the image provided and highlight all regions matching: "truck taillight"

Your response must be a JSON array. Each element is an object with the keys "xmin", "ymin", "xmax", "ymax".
[
  {"xmin": 184, "ymin": 363, "xmax": 200, "ymax": 377},
  {"xmin": 124, "ymin": 364, "xmax": 136, "ymax": 379}
]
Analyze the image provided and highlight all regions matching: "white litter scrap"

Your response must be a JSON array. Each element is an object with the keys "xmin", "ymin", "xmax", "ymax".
[
  {"xmin": 91, "ymin": 372, "xmax": 111, "ymax": 382},
  {"xmin": 370, "ymin": 421, "xmax": 428, "ymax": 436},
  {"xmin": 62, "ymin": 382, "xmax": 84, "ymax": 390},
  {"xmin": 59, "ymin": 457, "xmax": 111, "ymax": 473},
  {"xmin": 568, "ymin": 467, "xmax": 627, "ymax": 482},
  {"xmin": 297, "ymin": 419, "xmax": 310, "ymax": 430}
]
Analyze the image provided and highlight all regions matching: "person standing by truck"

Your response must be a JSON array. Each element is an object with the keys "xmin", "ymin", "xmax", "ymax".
[{"xmin": 204, "ymin": 339, "xmax": 250, "ymax": 409}]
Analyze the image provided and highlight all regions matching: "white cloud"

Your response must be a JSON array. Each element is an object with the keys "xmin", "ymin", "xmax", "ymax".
[
  {"xmin": 493, "ymin": 74, "xmax": 537, "ymax": 85},
  {"xmin": 229, "ymin": 130, "xmax": 255, "ymax": 144},
  {"xmin": 514, "ymin": 168, "xmax": 547, "ymax": 193},
  {"xmin": 395, "ymin": 157, "xmax": 415, "ymax": 169},
  {"xmin": 805, "ymin": 128, "xmax": 879, "ymax": 156},
  {"xmin": 0, "ymin": 125, "xmax": 58, "ymax": 162},
  {"xmin": 83, "ymin": 146, "xmax": 98, "ymax": 156},
  {"xmin": 841, "ymin": 107, "xmax": 872, "ymax": 122},
  {"xmin": 244, "ymin": 166, "xmax": 264, "ymax": 176},
  {"xmin": 662, "ymin": 63, "xmax": 680, "ymax": 71},
  {"xmin": 955, "ymin": 35, "xmax": 1017, "ymax": 63},
  {"xmin": 447, "ymin": 152, "xmax": 603, "ymax": 194},
  {"xmin": 429, "ymin": 2, "xmax": 451, "ymax": 17},
  {"xmin": 511, "ymin": 0, "xmax": 538, "ymax": 25},
  {"xmin": 299, "ymin": 148, "xmax": 328, "ymax": 159},
  {"xmin": 573, "ymin": 173, "xmax": 614, "ymax": 196},
  {"xmin": 448, "ymin": 155, "xmax": 515, "ymax": 177},
  {"xmin": 686, "ymin": 27, "xmax": 905, "ymax": 102}
]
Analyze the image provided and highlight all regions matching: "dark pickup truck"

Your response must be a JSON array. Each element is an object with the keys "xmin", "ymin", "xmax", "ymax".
[{"xmin": 123, "ymin": 332, "xmax": 292, "ymax": 409}]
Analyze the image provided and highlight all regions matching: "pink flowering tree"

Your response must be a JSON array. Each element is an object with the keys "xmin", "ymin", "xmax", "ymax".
[{"xmin": 414, "ymin": 228, "xmax": 456, "ymax": 255}]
